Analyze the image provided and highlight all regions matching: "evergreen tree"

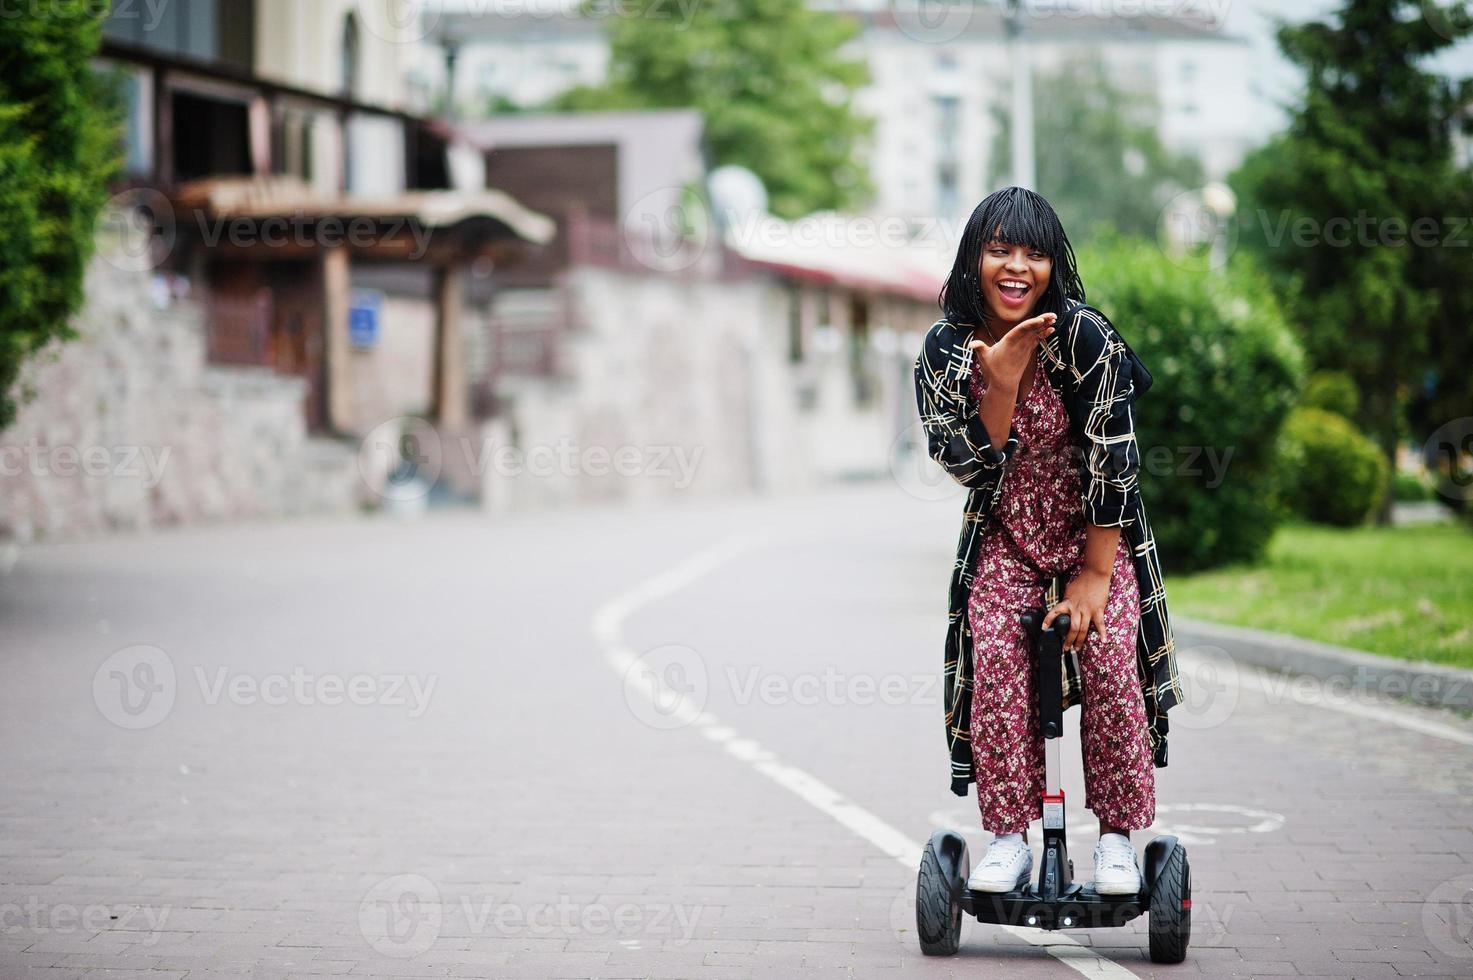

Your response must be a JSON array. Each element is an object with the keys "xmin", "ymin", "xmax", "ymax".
[{"xmin": 1228, "ymin": 0, "xmax": 1473, "ymax": 521}]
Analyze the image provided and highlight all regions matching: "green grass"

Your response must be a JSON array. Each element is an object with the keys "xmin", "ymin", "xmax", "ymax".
[{"xmin": 1168, "ymin": 520, "xmax": 1473, "ymax": 671}]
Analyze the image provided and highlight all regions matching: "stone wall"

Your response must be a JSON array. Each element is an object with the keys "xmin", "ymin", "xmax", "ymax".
[
  {"xmin": 0, "ymin": 259, "xmax": 362, "ymax": 542},
  {"xmin": 478, "ymin": 266, "xmax": 812, "ymax": 512}
]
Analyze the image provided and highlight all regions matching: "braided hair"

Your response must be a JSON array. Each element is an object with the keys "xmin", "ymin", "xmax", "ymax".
[{"xmin": 938, "ymin": 186, "xmax": 1085, "ymax": 329}]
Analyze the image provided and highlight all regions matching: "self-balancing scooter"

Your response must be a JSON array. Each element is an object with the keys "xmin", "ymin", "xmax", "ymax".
[{"xmin": 915, "ymin": 610, "xmax": 1191, "ymax": 963}]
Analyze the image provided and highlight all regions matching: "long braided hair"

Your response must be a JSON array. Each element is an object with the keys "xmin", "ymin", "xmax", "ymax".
[{"xmin": 938, "ymin": 186, "xmax": 1085, "ymax": 329}]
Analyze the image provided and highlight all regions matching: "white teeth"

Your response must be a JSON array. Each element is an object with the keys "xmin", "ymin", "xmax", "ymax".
[{"xmin": 999, "ymin": 280, "xmax": 1029, "ymax": 290}]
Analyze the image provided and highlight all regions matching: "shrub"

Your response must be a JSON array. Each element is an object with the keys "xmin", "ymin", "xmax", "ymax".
[
  {"xmin": 1302, "ymin": 371, "xmax": 1360, "ymax": 419},
  {"xmin": 1276, "ymin": 408, "xmax": 1389, "ymax": 526},
  {"xmin": 0, "ymin": 5, "xmax": 120, "ymax": 431},
  {"xmin": 1077, "ymin": 234, "xmax": 1306, "ymax": 572},
  {"xmin": 1391, "ymin": 470, "xmax": 1433, "ymax": 503}
]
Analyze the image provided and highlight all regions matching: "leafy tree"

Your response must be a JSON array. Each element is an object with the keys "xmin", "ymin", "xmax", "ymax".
[
  {"xmin": 1227, "ymin": 0, "xmax": 1473, "ymax": 522},
  {"xmin": 989, "ymin": 57, "xmax": 1205, "ymax": 241},
  {"xmin": 0, "ymin": 3, "xmax": 120, "ymax": 431},
  {"xmin": 546, "ymin": 0, "xmax": 873, "ymax": 218}
]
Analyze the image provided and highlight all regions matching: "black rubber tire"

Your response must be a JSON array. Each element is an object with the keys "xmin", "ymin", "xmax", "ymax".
[
  {"xmin": 916, "ymin": 845, "xmax": 962, "ymax": 956},
  {"xmin": 1148, "ymin": 846, "xmax": 1192, "ymax": 964}
]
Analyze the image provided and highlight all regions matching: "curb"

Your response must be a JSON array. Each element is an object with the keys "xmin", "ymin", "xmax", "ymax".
[{"xmin": 1172, "ymin": 614, "xmax": 1473, "ymax": 712}]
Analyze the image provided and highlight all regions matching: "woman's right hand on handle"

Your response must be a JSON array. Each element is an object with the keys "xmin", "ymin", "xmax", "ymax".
[{"xmin": 966, "ymin": 313, "xmax": 1057, "ymax": 391}]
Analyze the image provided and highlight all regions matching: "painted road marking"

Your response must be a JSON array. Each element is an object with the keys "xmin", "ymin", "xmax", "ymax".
[{"xmin": 592, "ymin": 534, "xmax": 1140, "ymax": 978}]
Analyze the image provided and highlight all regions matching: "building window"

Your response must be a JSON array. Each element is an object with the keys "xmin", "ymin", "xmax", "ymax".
[
  {"xmin": 341, "ymin": 13, "xmax": 361, "ymax": 99},
  {"xmin": 787, "ymin": 284, "xmax": 804, "ymax": 363},
  {"xmin": 934, "ymin": 95, "xmax": 961, "ymax": 218}
]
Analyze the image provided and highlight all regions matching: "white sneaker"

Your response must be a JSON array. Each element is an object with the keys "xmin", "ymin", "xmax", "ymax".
[
  {"xmin": 1093, "ymin": 833, "xmax": 1142, "ymax": 895},
  {"xmin": 967, "ymin": 834, "xmax": 1033, "ymax": 892}
]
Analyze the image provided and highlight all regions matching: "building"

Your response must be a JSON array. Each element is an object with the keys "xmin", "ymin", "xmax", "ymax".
[
  {"xmin": 1, "ymin": 0, "xmax": 554, "ymax": 540},
  {"xmin": 459, "ymin": 110, "xmax": 942, "ymax": 506}
]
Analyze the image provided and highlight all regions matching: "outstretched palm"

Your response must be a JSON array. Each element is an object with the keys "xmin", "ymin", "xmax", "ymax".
[{"xmin": 967, "ymin": 313, "xmax": 1057, "ymax": 392}]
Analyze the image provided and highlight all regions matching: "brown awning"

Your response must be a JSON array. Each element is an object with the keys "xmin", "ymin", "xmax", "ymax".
[{"xmin": 172, "ymin": 176, "xmax": 556, "ymax": 262}]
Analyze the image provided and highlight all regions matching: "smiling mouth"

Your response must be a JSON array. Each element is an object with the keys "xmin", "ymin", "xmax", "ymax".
[{"xmin": 997, "ymin": 280, "xmax": 1031, "ymax": 301}]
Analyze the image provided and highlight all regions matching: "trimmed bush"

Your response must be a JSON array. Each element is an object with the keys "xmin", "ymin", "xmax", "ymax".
[
  {"xmin": 1277, "ymin": 408, "xmax": 1389, "ymax": 526},
  {"xmin": 1302, "ymin": 371, "xmax": 1360, "ymax": 419},
  {"xmin": 1077, "ymin": 234, "xmax": 1305, "ymax": 572}
]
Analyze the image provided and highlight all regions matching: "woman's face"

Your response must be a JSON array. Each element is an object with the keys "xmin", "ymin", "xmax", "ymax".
[{"xmin": 978, "ymin": 237, "xmax": 1052, "ymax": 323}]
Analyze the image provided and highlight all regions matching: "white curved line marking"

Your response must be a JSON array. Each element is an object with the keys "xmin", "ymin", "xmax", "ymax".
[{"xmin": 592, "ymin": 534, "xmax": 1140, "ymax": 978}]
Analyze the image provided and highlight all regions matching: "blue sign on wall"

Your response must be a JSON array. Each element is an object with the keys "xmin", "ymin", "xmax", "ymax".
[{"xmin": 349, "ymin": 289, "xmax": 384, "ymax": 349}]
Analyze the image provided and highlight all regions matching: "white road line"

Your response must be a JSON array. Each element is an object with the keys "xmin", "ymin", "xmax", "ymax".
[{"xmin": 592, "ymin": 534, "xmax": 1141, "ymax": 979}]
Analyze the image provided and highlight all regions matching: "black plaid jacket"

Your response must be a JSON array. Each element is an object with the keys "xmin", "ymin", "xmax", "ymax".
[{"xmin": 913, "ymin": 302, "xmax": 1185, "ymax": 797}]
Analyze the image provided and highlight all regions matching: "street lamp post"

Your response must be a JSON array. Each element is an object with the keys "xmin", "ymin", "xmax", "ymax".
[{"xmin": 1006, "ymin": 0, "xmax": 1036, "ymax": 190}]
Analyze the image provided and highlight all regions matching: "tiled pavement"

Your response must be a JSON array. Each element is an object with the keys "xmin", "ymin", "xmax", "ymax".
[{"xmin": 1, "ymin": 483, "xmax": 1470, "ymax": 978}]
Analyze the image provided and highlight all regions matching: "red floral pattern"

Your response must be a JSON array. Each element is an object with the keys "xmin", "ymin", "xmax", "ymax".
[{"xmin": 966, "ymin": 362, "xmax": 1156, "ymax": 835}]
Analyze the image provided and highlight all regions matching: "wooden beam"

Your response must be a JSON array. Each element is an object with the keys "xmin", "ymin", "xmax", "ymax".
[
  {"xmin": 432, "ymin": 263, "xmax": 468, "ymax": 431},
  {"xmin": 320, "ymin": 246, "xmax": 353, "ymax": 435}
]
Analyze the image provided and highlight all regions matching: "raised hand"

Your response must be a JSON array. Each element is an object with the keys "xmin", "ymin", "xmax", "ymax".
[{"xmin": 966, "ymin": 312, "xmax": 1057, "ymax": 394}]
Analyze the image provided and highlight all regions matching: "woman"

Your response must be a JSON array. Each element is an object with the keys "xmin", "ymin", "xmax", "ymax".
[{"xmin": 912, "ymin": 187, "xmax": 1184, "ymax": 896}]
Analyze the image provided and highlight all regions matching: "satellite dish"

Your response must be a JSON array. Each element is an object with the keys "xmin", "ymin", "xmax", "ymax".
[{"xmin": 707, "ymin": 165, "xmax": 768, "ymax": 230}]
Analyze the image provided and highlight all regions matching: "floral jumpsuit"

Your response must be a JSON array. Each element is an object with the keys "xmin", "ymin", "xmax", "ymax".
[{"xmin": 966, "ymin": 358, "xmax": 1156, "ymax": 836}]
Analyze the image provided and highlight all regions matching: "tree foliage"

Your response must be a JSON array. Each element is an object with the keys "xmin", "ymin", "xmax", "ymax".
[
  {"xmin": 1227, "ymin": 0, "xmax": 1473, "ymax": 520},
  {"xmin": 547, "ymin": 0, "xmax": 873, "ymax": 218},
  {"xmin": 990, "ymin": 57, "xmax": 1205, "ymax": 242},
  {"xmin": 0, "ymin": 3, "xmax": 120, "ymax": 431}
]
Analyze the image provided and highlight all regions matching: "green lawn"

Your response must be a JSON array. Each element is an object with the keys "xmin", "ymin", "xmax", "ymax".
[{"xmin": 1168, "ymin": 520, "xmax": 1473, "ymax": 671}]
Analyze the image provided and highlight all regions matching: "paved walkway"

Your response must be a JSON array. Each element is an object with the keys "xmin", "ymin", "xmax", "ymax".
[{"xmin": 1, "ymin": 483, "xmax": 1470, "ymax": 978}]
